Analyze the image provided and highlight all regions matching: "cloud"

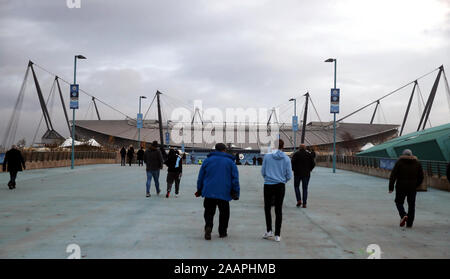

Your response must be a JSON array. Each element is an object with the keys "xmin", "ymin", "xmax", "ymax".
[{"xmin": 0, "ymin": 0, "xmax": 449, "ymax": 145}]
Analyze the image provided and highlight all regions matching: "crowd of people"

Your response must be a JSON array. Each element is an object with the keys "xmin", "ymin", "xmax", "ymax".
[{"xmin": 1, "ymin": 141, "xmax": 448, "ymax": 243}]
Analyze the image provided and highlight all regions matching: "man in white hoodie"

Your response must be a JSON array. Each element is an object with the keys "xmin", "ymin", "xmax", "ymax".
[{"xmin": 261, "ymin": 139, "xmax": 293, "ymax": 242}]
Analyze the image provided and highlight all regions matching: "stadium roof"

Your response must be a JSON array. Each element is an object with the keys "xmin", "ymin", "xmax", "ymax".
[
  {"xmin": 357, "ymin": 122, "xmax": 450, "ymax": 161},
  {"xmin": 74, "ymin": 120, "xmax": 399, "ymax": 149}
]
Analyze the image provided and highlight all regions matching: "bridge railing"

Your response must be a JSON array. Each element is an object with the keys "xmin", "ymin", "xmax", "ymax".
[{"xmin": 316, "ymin": 155, "xmax": 449, "ymax": 178}]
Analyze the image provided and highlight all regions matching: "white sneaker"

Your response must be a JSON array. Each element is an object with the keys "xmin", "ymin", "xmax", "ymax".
[
  {"xmin": 263, "ymin": 231, "xmax": 274, "ymax": 239},
  {"xmin": 275, "ymin": 236, "xmax": 281, "ymax": 242},
  {"xmin": 175, "ymin": 194, "xmax": 178, "ymax": 198}
]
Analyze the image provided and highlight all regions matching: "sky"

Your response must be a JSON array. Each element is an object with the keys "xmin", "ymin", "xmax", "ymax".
[{"xmin": 0, "ymin": 0, "xmax": 449, "ymax": 146}]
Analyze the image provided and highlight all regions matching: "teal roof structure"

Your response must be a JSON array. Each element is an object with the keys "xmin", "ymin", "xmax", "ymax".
[{"xmin": 357, "ymin": 123, "xmax": 450, "ymax": 161}]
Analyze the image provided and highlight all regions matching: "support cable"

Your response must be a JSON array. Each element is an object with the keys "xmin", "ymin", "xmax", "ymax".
[
  {"xmin": 32, "ymin": 62, "xmax": 133, "ymax": 120},
  {"xmin": 337, "ymin": 66, "xmax": 441, "ymax": 122}
]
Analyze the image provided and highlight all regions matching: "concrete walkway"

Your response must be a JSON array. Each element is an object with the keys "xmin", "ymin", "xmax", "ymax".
[{"xmin": 0, "ymin": 164, "xmax": 449, "ymax": 259}]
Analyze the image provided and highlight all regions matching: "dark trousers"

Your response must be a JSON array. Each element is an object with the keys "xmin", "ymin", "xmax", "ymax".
[
  {"xmin": 9, "ymin": 171, "xmax": 18, "ymax": 187},
  {"xmin": 203, "ymin": 198, "xmax": 230, "ymax": 235},
  {"xmin": 120, "ymin": 156, "xmax": 126, "ymax": 166},
  {"xmin": 128, "ymin": 157, "xmax": 133, "ymax": 166},
  {"xmin": 294, "ymin": 175, "xmax": 310, "ymax": 204},
  {"xmin": 166, "ymin": 172, "xmax": 181, "ymax": 194},
  {"xmin": 138, "ymin": 159, "xmax": 143, "ymax": 166},
  {"xmin": 395, "ymin": 190, "xmax": 417, "ymax": 226},
  {"xmin": 264, "ymin": 183, "xmax": 285, "ymax": 236}
]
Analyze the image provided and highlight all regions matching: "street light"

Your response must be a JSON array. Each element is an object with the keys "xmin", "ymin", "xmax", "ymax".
[
  {"xmin": 71, "ymin": 54, "xmax": 87, "ymax": 169},
  {"xmin": 325, "ymin": 57, "xmax": 337, "ymax": 173},
  {"xmin": 138, "ymin": 96, "xmax": 147, "ymax": 148},
  {"xmin": 289, "ymin": 98, "xmax": 297, "ymax": 152}
]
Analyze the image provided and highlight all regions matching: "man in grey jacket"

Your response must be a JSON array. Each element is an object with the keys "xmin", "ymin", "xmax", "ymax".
[{"xmin": 144, "ymin": 141, "xmax": 164, "ymax": 197}]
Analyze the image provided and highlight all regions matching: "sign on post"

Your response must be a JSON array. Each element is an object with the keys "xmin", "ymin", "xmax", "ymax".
[
  {"xmin": 330, "ymin": 88, "xmax": 340, "ymax": 113},
  {"xmin": 292, "ymin": 115, "xmax": 298, "ymax": 131},
  {"xmin": 137, "ymin": 113, "xmax": 143, "ymax": 129},
  {"xmin": 70, "ymin": 84, "xmax": 79, "ymax": 109}
]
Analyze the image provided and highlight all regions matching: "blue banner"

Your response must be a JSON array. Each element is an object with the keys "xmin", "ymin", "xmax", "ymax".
[
  {"xmin": 0, "ymin": 153, "xmax": 4, "ymax": 164},
  {"xmin": 137, "ymin": 113, "xmax": 143, "ymax": 129},
  {"xmin": 70, "ymin": 84, "xmax": 79, "ymax": 109},
  {"xmin": 330, "ymin": 88, "xmax": 340, "ymax": 113},
  {"xmin": 165, "ymin": 132, "xmax": 170, "ymax": 144},
  {"xmin": 292, "ymin": 115, "xmax": 298, "ymax": 131}
]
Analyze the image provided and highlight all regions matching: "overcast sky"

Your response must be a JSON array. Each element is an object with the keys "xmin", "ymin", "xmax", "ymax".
[{"xmin": 0, "ymin": 0, "xmax": 449, "ymax": 145}]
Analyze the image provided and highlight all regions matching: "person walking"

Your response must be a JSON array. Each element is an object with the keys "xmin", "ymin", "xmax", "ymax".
[
  {"xmin": 196, "ymin": 143, "xmax": 240, "ymax": 240},
  {"xmin": 261, "ymin": 139, "xmax": 292, "ymax": 242},
  {"xmin": 291, "ymin": 144, "xmax": 315, "ymax": 208},
  {"xmin": 164, "ymin": 148, "xmax": 183, "ymax": 198},
  {"xmin": 389, "ymin": 149, "xmax": 424, "ymax": 228},
  {"xmin": 137, "ymin": 146, "xmax": 145, "ymax": 167},
  {"xmin": 120, "ymin": 147, "xmax": 126, "ymax": 166},
  {"xmin": 2, "ymin": 145, "xmax": 26, "ymax": 190},
  {"xmin": 127, "ymin": 145, "xmax": 135, "ymax": 166},
  {"xmin": 144, "ymin": 141, "xmax": 164, "ymax": 197}
]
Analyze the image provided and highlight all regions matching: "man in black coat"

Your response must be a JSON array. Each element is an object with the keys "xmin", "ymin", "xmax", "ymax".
[
  {"xmin": 164, "ymin": 148, "xmax": 183, "ymax": 198},
  {"xmin": 137, "ymin": 147, "xmax": 145, "ymax": 167},
  {"xmin": 120, "ymin": 147, "xmax": 126, "ymax": 166},
  {"xmin": 2, "ymin": 145, "xmax": 26, "ymax": 190},
  {"xmin": 389, "ymin": 149, "xmax": 424, "ymax": 228},
  {"xmin": 144, "ymin": 141, "xmax": 164, "ymax": 197},
  {"xmin": 127, "ymin": 145, "xmax": 135, "ymax": 166},
  {"xmin": 291, "ymin": 144, "xmax": 315, "ymax": 208}
]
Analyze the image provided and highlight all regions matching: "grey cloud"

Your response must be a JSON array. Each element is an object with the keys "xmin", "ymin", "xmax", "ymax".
[{"xmin": 0, "ymin": 0, "xmax": 449, "ymax": 144}]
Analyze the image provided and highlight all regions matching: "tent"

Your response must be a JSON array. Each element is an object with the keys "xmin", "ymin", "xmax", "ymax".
[
  {"xmin": 360, "ymin": 142, "xmax": 374, "ymax": 151},
  {"xmin": 86, "ymin": 138, "xmax": 102, "ymax": 147},
  {"xmin": 59, "ymin": 137, "xmax": 83, "ymax": 148}
]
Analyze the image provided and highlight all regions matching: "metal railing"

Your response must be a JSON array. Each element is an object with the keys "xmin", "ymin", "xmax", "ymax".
[
  {"xmin": 21, "ymin": 151, "xmax": 117, "ymax": 162},
  {"xmin": 316, "ymin": 155, "xmax": 449, "ymax": 178}
]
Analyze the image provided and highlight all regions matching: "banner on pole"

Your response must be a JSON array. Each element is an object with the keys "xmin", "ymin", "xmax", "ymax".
[
  {"xmin": 330, "ymin": 88, "xmax": 340, "ymax": 113},
  {"xmin": 165, "ymin": 132, "xmax": 170, "ymax": 144},
  {"xmin": 137, "ymin": 113, "xmax": 143, "ymax": 129},
  {"xmin": 70, "ymin": 84, "xmax": 79, "ymax": 109},
  {"xmin": 292, "ymin": 115, "xmax": 298, "ymax": 131}
]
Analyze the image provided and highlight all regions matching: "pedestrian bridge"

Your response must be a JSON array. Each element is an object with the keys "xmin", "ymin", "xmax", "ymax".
[{"xmin": 0, "ymin": 164, "xmax": 449, "ymax": 259}]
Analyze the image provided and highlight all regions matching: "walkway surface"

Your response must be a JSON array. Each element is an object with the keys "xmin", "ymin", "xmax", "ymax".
[{"xmin": 0, "ymin": 164, "xmax": 449, "ymax": 259}]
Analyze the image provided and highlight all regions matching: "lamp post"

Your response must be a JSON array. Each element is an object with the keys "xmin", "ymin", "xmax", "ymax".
[
  {"xmin": 138, "ymin": 96, "xmax": 147, "ymax": 148},
  {"xmin": 325, "ymin": 58, "xmax": 337, "ymax": 173},
  {"xmin": 71, "ymin": 54, "xmax": 86, "ymax": 169},
  {"xmin": 289, "ymin": 98, "xmax": 297, "ymax": 152}
]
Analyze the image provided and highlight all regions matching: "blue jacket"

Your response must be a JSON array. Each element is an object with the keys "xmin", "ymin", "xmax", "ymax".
[
  {"xmin": 261, "ymin": 150, "xmax": 293, "ymax": 185},
  {"xmin": 197, "ymin": 151, "xmax": 240, "ymax": 201}
]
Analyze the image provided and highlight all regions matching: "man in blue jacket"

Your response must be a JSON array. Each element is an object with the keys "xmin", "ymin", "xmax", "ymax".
[
  {"xmin": 196, "ymin": 143, "xmax": 240, "ymax": 240},
  {"xmin": 261, "ymin": 139, "xmax": 292, "ymax": 242}
]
